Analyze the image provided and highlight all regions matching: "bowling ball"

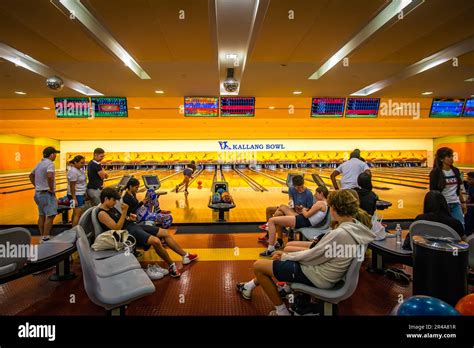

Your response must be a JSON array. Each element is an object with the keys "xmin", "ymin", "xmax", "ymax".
[
  {"xmin": 197, "ymin": 181, "xmax": 202, "ymax": 186},
  {"xmin": 222, "ymin": 194, "xmax": 232, "ymax": 203},
  {"xmin": 396, "ymin": 296, "xmax": 459, "ymax": 316},
  {"xmin": 212, "ymin": 193, "xmax": 221, "ymax": 203},
  {"xmin": 217, "ymin": 188, "xmax": 226, "ymax": 194},
  {"xmin": 455, "ymin": 294, "xmax": 474, "ymax": 315}
]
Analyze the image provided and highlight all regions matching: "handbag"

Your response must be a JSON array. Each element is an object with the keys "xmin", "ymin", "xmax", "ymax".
[{"xmin": 91, "ymin": 229, "xmax": 136, "ymax": 252}]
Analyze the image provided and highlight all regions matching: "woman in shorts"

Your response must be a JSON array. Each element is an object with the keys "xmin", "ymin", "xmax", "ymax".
[
  {"xmin": 175, "ymin": 160, "xmax": 197, "ymax": 194},
  {"xmin": 67, "ymin": 155, "xmax": 87, "ymax": 226}
]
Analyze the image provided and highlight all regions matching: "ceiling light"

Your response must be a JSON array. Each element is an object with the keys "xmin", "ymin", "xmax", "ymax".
[
  {"xmin": 56, "ymin": 0, "xmax": 150, "ymax": 79},
  {"xmin": 422, "ymin": 91, "xmax": 433, "ymax": 95},
  {"xmin": 133, "ymin": 106, "xmax": 141, "ymax": 109},
  {"xmin": 309, "ymin": 0, "xmax": 415, "ymax": 80},
  {"xmin": 0, "ymin": 43, "xmax": 102, "ymax": 96},
  {"xmin": 226, "ymin": 54, "xmax": 238, "ymax": 60},
  {"xmin": 155, "ymin": 90, "xmax": 164, "ymax": 94},
  {"xmin": 14, "ymin": 91, "xmax": 26, "ymax": 95},
  {"xmin": 42, "ymin": 107, "xmax": 51, "ymax": 110},
  {"xmin": 293, "ymin": 91, "xmax": 302, "ymax": 95},
  {"xmin": 268, "ymin": 106, "xmax": 275, "ymax": 109},
  {"xmin": 465, "ymin": 77, "xmax": 474, "ymax": 82}
]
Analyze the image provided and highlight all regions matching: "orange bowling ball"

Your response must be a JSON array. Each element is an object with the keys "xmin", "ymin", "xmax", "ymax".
[
  {"xmin": 455, "ymin": 294, "xmax": 474, "ymax": 315},
  {"xmin": 197, "ymin": 181, "xmax": 202, "ymax": 185}
]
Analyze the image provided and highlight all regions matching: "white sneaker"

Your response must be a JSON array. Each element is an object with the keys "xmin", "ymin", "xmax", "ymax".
[
  {"xmin": 151, "ymin": 263, "xmax": 169, "ymax": 276},
  {"xmin": 145, "ymin": 264, "xmax": 164, "ymax": 280}
]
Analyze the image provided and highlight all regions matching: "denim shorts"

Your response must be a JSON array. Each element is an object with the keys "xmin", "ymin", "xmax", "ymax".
[
  {"xmin": 67, "ymin": 194, "xmax": 85, "ymax": 208},
  {"xmin": 34, "ymin": 191, "xmax": 58, "ymax": 217}
]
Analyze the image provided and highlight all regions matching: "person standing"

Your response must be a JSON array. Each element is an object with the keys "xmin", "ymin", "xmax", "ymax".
[
  {"xmin": 67, "ymin": 155, "xmax": 87, "ymax": 226},
  {"xmin": 29, "ymin": 146, "xmax": 60, "ymax": 242},
  {"xmin": 330, "ymin": 149, "xmax": 371, "ymax": 190},
  {"xmin": 429, "ymin": 147, "xmax": 466, "ymax": 226},
  {"xmin": 86, "ymin": 148, "xmax": 108, "ymax": 206},
  {"xmin": 175, "ymin": 160, "xmax": 197, "ymax": 194}
]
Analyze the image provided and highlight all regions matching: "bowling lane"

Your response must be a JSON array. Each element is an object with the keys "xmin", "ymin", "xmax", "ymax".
[{"xmin": 157, "ymin": 168, "xmax": 217, "ymax": 223}]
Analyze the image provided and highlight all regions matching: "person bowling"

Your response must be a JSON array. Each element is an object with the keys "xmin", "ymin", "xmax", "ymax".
[{"xmin": 175, "ymin": 160, "xmax": 197, "ymax": 194}]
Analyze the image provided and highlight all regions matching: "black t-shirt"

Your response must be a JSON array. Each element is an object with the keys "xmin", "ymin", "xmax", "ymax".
[
  {"xmin": 87, "ymin": 161, "xmax": 103, "ymax": 189},
  {"xmin": 415, "ymin": 212, "xmax": 465, "ymax": 238},
  {"xmin": 122, "ymin": 192, "xmax": 143, "ymax": 216},
  {"xmin": 354, "ymin": 187, "xmax": 378, "ymax": 216}
]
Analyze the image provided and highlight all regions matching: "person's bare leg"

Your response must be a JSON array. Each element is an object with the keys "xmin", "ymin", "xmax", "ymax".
[
  {"xmin": 38, "ymin": 215, "xmax": 45, "ymax": 237},
  {"xmin": 267, "ymin": 216, "xmax": 296, "ymax": 245},
  {"xmin": 285, "ymin": 241, "xmax": 313, "ymax": 248},
  {"xmin": 157, "ymin": 228, "xmax": 186, "ymax": 256},
  {"xmin": 71, "ymin": 208, "xmax": 82, "ymax": 226},
  {"xmin": 254, "ymin": 260, "xmax": 283, "ymax": 306},
  {"xmin": 283, "ymin": 246, "xmax": 308, "ymax": 252},
  {"xmin": 184, "ymin": 177, "xmax": 190, "ymax": 192},
  {"xmin": 278, "ymin": 205, "xmax": 298, "ymax": 216},
  {"xmin": 148, "ymin": 236, "xmax": 174, "ymax": 265},
  {"xmin": 43, "ymin": 215, "xmax": 55, "ymax": 237},
  {"xmin": 266, "ymin": 206, "xmax": 278, "ymax": 220}
]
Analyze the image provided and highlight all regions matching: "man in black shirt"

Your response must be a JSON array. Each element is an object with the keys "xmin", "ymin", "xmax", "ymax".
[{"xmin": 86, "ymin": 148, "xmax": 108, "ymax": 205}]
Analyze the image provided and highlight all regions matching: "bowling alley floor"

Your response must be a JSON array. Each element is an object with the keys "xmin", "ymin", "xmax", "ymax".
[
  {"xmin": 0, "ymin": 167, "xmax": 430, "ymax": 225},
  {"xmin": 0, "ymin": 230, "xmax": 424, "ymax": 316}
]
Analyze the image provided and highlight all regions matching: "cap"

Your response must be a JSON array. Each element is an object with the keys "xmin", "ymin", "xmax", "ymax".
[{"xmin": 43, "ymin": 146, "xmax": 60, "ymax": 158}]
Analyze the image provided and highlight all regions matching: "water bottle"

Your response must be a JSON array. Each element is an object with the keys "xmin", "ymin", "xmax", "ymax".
[{"xmin": 395, "ymin": 224, "xmax": 402, "ymax": 245}]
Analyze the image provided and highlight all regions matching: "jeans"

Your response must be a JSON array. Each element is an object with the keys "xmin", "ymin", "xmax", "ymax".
[{"xmin": 448, "ymin": 202, "xmax": 465, "ymax": 227}]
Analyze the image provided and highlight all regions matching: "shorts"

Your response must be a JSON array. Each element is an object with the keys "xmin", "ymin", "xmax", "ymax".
[
  {"xmin": 272, "ymin": 260, "xmax": 314, "ymax": 286},
  {"xmin": 295, "ymin": 214, "xmax": 312, "ymax": 229},
  {"xmin": 67, "ymin": 194, "xmax": 85, "ymax": 208},
  {"xmin": 34, "ymin": 191, "xmax": 58, "ymax": 217},
  {"xmin": 183, "ymin": 168, "xmax": 193, "ymax": 178},
  {"xmin": 126, "ymin": 223, "xmax": 159, "ymax": 246}
]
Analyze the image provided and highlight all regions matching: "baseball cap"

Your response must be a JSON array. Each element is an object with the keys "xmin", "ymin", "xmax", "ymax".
[{"xmin": 43, "ymin": 146, "xmax": 60, "ymax": 158}]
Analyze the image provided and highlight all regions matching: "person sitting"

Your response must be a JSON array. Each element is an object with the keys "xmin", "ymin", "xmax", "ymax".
[
  {"xmin": 98, "ymin": 187, "xmax": 198, "ymax": 279},
  {"xmin": 260, "ymin": 185, "xmax": 330, "ymax": 257},
  {"xmin": 354, "ymin": 172, "xmax": 378, "ymax": 216},
  {"xmin": 403, "ymin": 190, "xmax": 465, "ymax": 250},
  {"xmin": 258, "ymin": 174, "xmax": 315, "ymax": 243},
  {"xmin": 330, "ymin": 149, "xmax": 371, "ymax": 190},
  {"xmin": 236, "ymin": 189, "xmax": 375, "ymax": 316}
]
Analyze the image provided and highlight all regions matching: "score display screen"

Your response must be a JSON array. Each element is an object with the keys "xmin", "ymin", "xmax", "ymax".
[
  {"xmin": 462, "ymin": 98, "xmax": 474, "ymax": 117},
  {"xmin": 311, "ymin": 98, "xmax": 345, "ymax": 117},
  {"xmin": 345, "ymin": 98, "xmax": 380, "ymax": 117},
  {"xmin": 220, "ymin": 97, "xmax": 255, "ymax": 116},
  {"xmin": 91, "ymin": 97, "xmax": 128, "ymax": 117},
  {"xmin": 184, "ymin": 97, "xmax": 219, "ymax": 116},
  {"xmin": 430, "ymin": 98, "xmax": 465, "ymax": 117}
]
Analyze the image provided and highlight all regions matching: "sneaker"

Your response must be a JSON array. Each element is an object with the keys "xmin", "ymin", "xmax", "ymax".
[
  {"xmin": 145, "ymin": 264, "xmax": 164, "ymax": 280},
  {"xmin": 259, "ymin": 249, "xmax": 274, "ymax": 257},
  {"xmin": 151, "ymin": 263, "xmax": 169, "ymax": 276},
  {"xmin": 275, "ymin": 238, "xmax": 284, "ymax": 249},
  {"xmin": 183, "ymin": 253, "xmax": 199, "ymax": 265},
  {"xmin": 40, "ymin": 236, "xmax": 50, "ymax": 244},
  {"xmin": 258, "ymin": 223, "xmax": 268, "ymax": 231},
  {"xmin": 290, "ymin": 302, "xmax": 322, "ymax": 316},
  {"xmin": 269, "ymin": 309, "xmax": 291, "ymax": 316},
  {"xmin": 236, "ymin": 282, "xmax": 252, "ymax": 300},
  {"xmin": 168, "ymin": 265, "xmax": 181, "ymax": 278},
  {"xmin": 257, "ymin": 234, "xmax": 269, "ymax": 243}
]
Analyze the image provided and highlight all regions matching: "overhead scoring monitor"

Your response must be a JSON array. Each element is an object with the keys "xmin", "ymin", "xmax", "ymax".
[
  {"xmin": 184, "ymin": 97, "xmax": 219, "ymax": 116},
  {"xmin": 345, "ymin": 98, "xmax": 380, "ymax": 118},
  {"xmin": 311, "ymin": 98, "xmax": 345, "ymax": 117},
  {"xmin": 430, "ymin": 98, "xmax": 465, "ymax": 117},
  {"xmin": 220, "ymin": 97, "xmax": 255, "ymax": 116}
]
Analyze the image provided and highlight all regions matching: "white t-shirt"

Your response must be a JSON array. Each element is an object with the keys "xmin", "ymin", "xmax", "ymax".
[
  {"xmin": 32, "ymin": 158, "xmax": 55, "ymax": 191},
  {"xmin": 67, "ymin": 167, "xmax": 87, "ymax": 196},
  {"xmin": 442, "ymin": 169, "xmax": 460, "ymax": 204},
  {"xmin": 336, "ymin": 158, "xmax": 370, "ymax": 189}
]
